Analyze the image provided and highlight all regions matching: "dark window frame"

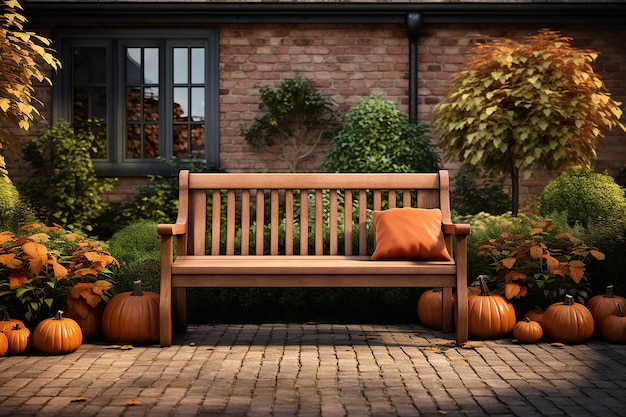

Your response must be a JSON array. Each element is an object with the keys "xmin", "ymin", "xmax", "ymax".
[{"xmin": 53, "ymin": 27, "xmax": 220, "ymax": 177}]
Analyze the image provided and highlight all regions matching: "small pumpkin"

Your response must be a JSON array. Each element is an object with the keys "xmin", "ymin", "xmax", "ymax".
[
  {"xmin": 33, "ymin": 310, "xmax": 83, "ymax": 355},
  {"xmin": 523, "ymin": 306, "xmax": 545, "ymax": 328},
  {"xmin": 102, "ymin": 280, "xmax": 160, "ymax": 345},
  {"xmin": 467, "ymin": 276, "xmax": 516, "ymax": 340},
  {"xmin": 513, "ymin": 318, "xmax": 543, "ymax": 344},
  {"xmin": 417, "ymin": 288, "xmax": 453, "ymax": 330},
  {"xmin": 4, "ymin": 323, "xmax": 32, "ymax": 355},
  {"xmin": 600, "ymin": 304, "xmax": 626, "ymax": 344},
  {"xmin": 0, "ymin": 310, "xmax": 25, "ymax": 333},
  {"xmin": 543, "ymin": 294, "xmax": 594, "ymax": 344},
  {"xmin": 0, "ymin": 331, "xmax": 8, "ymax": 357},
  {"xmin": 586, "ymin": 284, "xmax": 626, "ymax": 333}
]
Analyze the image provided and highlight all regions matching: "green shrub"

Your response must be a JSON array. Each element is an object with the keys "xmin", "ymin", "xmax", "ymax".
[
  {"xmin": 323, "ymin": 95, "xmax": 440, "ymax": 173},
  {"xmin": 0, "ymin": 180, "xmax": 38, "ymax": 232},
  {"xmin": 538, "ymin": 168, "xmax": 626, "ymax": 227},
  {"xmin": 108, "ymin": 221, "xmax": 161, "ymax": 294},
  {"xmin": 21, "ymin": 120, "xmax": 115, "ymax": 233}
]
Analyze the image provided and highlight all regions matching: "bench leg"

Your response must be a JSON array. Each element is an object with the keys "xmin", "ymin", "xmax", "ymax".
[
  {"xmin": 455, "ymin": 287, "xmax": 469, "ymax": 346},
  {"xmin": 441, "ymin": 287, "xmax": 453, "ymax": 333},
  {"xmin": 175, "ymin": 288, "xmax": 188, "ymax": 333},
  {"xmin": 159, "ymin": 286, "xmax": 173, "ymax": 347}
]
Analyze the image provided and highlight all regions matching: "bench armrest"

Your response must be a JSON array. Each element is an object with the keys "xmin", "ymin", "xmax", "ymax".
[
  {"xmin": 442, "ymin": 223, "xmax": 471, "ymax": 236},
  {"xmin": 157, "ymin": 222, "xmax": 187, "ymax": 236}
]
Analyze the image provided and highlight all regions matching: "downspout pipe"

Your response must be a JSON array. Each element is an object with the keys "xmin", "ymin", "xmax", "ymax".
[{"xmin": 405, "ymin": 12, "xmax": 422, "ymax": 124}]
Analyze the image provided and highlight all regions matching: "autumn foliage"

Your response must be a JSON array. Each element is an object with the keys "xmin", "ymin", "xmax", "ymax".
[
  {"xmin": 477, "ymin": 219, "xmax": 604, "ymax": 308},
  {"xmin": 0, "ymin": 224, "xmax": 118, "ymax": 324}
]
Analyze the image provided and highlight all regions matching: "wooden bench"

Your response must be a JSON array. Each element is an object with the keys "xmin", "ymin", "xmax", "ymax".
[{"xmin": 158, "ymin": 170, "xmax": 470, "ymax": 347}]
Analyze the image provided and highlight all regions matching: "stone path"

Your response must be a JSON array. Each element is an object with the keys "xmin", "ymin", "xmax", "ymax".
[{"xmin": 0, "ymin": 323, "xmax": 625, "ymax": 416}]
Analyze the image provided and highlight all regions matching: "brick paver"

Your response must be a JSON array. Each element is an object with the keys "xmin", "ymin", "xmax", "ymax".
[{"xmin": 1, "ymin": 323, "xmax": 625, "ymax": 416}]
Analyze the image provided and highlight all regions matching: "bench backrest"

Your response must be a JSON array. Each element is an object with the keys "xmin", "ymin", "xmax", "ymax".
[{"xmin": 175, "ymin": 170, "xmax": 453, "ymax": 257}]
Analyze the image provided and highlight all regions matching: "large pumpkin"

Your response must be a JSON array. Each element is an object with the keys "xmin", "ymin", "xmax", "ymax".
[
  {"xmin": 417, "ymin": 288, "xmax": 453, "ymax": 330},
  {"xmin": 33, "ymin": 310, "xmax": 83, "ymax": 355},
  {"xmin": 586, "ymin": 285, "xmax": 626, "ymax": 333},
  {"xmin": 64, "ymin": 301, "xmax": 105, "ymax": 341},
  {"xmin": 467, "ymin": 276, "xmax": 516, "ymax": 340},
  {"xmin": 4, "ymin": 323, "xmax": 31, "ymax": 355},
  {"xmin": 102, "ymin": 280, "xmax": 160, "ymax": 345},
  {"xmin": 543, "ymin": 294, "xmax": 594, "ymax": 344},
  {"xmin": 600, "ymin": 304, "xmax": 626, "ymax": 344}
]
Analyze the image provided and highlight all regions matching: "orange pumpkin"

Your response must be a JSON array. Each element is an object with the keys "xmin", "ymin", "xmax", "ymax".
[
  {"xmin": 467, "ymin": 276, "xmax": 516, "ymax": 340},
  {"xmin": 4, "ymin": 323, "xmax": 31, "ymax": 355},
  {"xmin": 0, "ymin": 332, "xmax": 8, "ymax": 357},
  {"xmin": 523, "ymin": 306, "xmax": 545, "ymax": 328},
  {"xmin": 102, "ymin": 280, "xmax": 160, "ymax": 345},
  {"xmin": 543, "ymin": 294, "xmax": 594, "ymax": 344},
  {"xmin": 513, "ymin": 318, "xmax": 543, "ymax": 343},
  {"xmin": 0, "ymin": 310, "xmax": 25, "ymax": 333},
  {"xmin": 64, "ymin": 301, "xmax": 105, "ymax": 340},
  {"xmin": 417, "ymin": 288, "xmax": 453, "ymax": 330},
  {"xmin": 601, "ymin": 304, "xmax": 626, "ymax": 344},
  {"xmin": 33, "ymin": 311, "xmax": 83, "ymax": 355},
  {"xmin": 586, "ymin": 285, "xmax": 626, "ymax": 333}
]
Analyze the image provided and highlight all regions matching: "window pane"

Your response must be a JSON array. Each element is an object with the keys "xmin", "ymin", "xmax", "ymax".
[
  {"xmin": 126, "ymin": 88, "xmax": 141, "ymax": 121},
  {"xmin": 173, "ymin": 124, "xmax": 188, "ymax": 157},
  {"xmin": 126, "ymin": 48, "xmax": 141, "ymax": 85},
  {"xmin": 173, "ymin": 48, "xmax": 188, "ymax": 84},
  {"xmin": 191, "ymin": 125, "xmax": 205, "ymax": 156},
  {"xmin": 144, "ymin": 48, "xmax": 159, "ymax": 84},
  {"xmin": 144, "ymin": 124, "xmax": 159, "ymax": 157},
  {"xmin": 191, "ymin": 87, "xmax": 204, "ymax": 121},
  {"xmin": 173, "ymin": 87, "xmax": 188, "ymax": 119},
  {"xmin": 144, "ymin": 87, "xmax": 159, "ymax": 121},
  {"xmin": 191, "ymin": 48, "xmax": 205, "ymax": 84}
]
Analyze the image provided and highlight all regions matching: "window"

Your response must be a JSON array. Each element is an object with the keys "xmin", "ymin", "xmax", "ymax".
[{"xmin": 54, "ymin": 29, "xmax": 219, "ymax": 176}]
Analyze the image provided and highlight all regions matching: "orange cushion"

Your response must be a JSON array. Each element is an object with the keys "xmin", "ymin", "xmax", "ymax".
[{"xmin": 371, "ymin": 208, "xmax": 451, "ymax": 261}]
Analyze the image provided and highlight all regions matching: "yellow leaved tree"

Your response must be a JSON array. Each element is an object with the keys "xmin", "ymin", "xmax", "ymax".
[
  {"xmin": 0, "ymin": 0, "xmax": 60, "ymax": 180},
  {"xmin": 432, "ymin": 29, "xmax": 626, "ymax": 215}
]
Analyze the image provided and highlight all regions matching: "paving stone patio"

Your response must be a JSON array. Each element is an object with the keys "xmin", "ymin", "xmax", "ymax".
[{"xmin": 0, "ymin": 323, "xmax": 625, "ymax": 416}]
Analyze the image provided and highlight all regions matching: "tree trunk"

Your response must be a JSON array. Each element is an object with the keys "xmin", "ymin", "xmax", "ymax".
[{"xmin": 510, "ymin": 165, "xmax": 520, "ymax": 216}]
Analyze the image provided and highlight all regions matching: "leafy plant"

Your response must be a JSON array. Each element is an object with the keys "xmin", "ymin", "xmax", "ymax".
[
  {"xmin": 324, "ymin": 95, "xmax": 440, "ymax": 173},
  {"xmin": 432, "ymin": 29, "xmax": 626, "ymax": 215},
  {"xmin": 21, "ymin": 120, "xmax": 115, "ymax": 233},
  {"xmin": 241, "ymin": 77, "xmax": 341, "ymax": 172},
  {"xmin": 0, "ymin": 0, "xmax": 60, "ymax": 180},
  {"xmin": 477, "ymin": 218, "xmax": 603, "ymax": 308},
  {"xmin": 538, "ymin": 168, "xmax": 626, "ymax": 227},
  {"xmin": 0, "ymin": 223, "xmax": 118, "ymax": 325}
]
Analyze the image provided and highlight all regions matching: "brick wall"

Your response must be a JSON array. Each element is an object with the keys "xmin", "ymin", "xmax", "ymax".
[{"xmin": 12, "ymin": 20, "xmax": 626, "ymax": 209}]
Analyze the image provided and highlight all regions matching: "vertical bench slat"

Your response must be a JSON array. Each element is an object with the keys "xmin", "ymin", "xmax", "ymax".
[
  {"xmin": 241, "ymin": 191, "xmax": 251, "ymax": 256},
  {"xmin": 271, "ymin": 189, "xmax": 279, "ymax": 255},
  {"xmin": 285, "ymin": 190, "xmax": 294, "ymax": 256},
  {"xmin": 315, "ymin": 189, "xmax": 323, "ymax": 255},
  {"xmin": 209, "ymin": 190, "xmax": 220, "ymax": 255},
  {"xmin": 402, "ymin": 190, "xmax": 411, "ymax": 208},
  {"xmin": 329, "ymin": 189, "xmax": 338, "ymax": 255},
  {"xmin": 388, "ymin": 190, "xmax": 396, "ymax": 209},
  {"xmin": 300, "ymin": 190, "xmax": 308, "ymax": 255},
  {"xmin": 256, "ymin": 189, "xmax": 265, "ymax": 256},
  {"xmin": 359, "ymin": 189, "xmax": 367, "ymax": 256},
  {"xmin": 373, "ymin": 189, "xmax": 382, "ymax": 211},
  {"xmin": 226, "ymin": 190, "xmax": 236, "ymax": 255},
  {"xmin": 344, "ymin": 190, "xmax": 353, "ymax": 256}
]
